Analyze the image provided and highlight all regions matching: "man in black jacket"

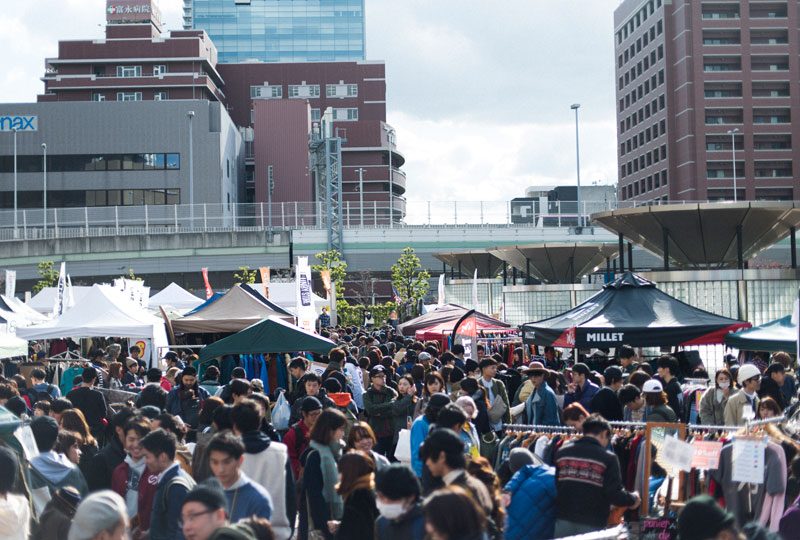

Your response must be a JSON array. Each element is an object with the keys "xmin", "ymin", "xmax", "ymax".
[
  {"xmin": 590, "ymin": 366, "xmax": 624, "ymax": 421},
  {"xmin": 554, "ymin": 414, "xmax": 640, "ymax": 537},
  {"xmin": 84, "ymin": 408, "xmax": 136, "ymax": 492},
  {"xmin": 759, "ymin": 362, "xmax": 788, "ymax": 411},
  {"xmin": 136, "ymin": 368, "xmax": 168, "ymax": 410}
]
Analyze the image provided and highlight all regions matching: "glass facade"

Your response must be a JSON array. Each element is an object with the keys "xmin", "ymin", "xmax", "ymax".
[{"xmin": 186, "ymin": 0, "xmax": 365, "ymax": 63}]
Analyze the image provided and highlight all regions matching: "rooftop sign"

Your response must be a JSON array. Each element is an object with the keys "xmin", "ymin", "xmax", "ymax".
[
  {"xmin": 0, "ymin": 115, "xmax": 38, "ymax": 132},
  {"xmin": 106, "ymin": 0, "xmax": 162, "ymax": 26}
]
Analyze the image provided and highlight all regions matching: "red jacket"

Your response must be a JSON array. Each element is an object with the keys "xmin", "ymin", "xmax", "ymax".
[
  {"xmin": 283, "ymin": 419, "xmax": 310, "ymax": 480},
  {"xmin": 110, "ymin": 460, "xmax": 158, "ymax": 529}
]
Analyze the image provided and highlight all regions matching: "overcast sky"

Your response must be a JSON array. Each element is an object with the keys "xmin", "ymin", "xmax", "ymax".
[{"xmin": 0, "ymin": 0, "xmax": 621, "ymax": 203}]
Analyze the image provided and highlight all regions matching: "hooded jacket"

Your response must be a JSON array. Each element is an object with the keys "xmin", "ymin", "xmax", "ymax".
[
  {"xmin": 30, "ymin": 451, "xmax": 88, "ymax": 495},
  {"xmin": 240, "ymin": 430, "xmax": 295, "ymax": 540},
  {"xmin": 32, "ymin": 491, "xmax": 77, "ymax": 540},
  {"xmin": 504, "ymin": 464, "xmax": 556, "ymax": 540},
  {"xmin": 363, "ymin": 385, "xmax": 398, "ymax": 438}
]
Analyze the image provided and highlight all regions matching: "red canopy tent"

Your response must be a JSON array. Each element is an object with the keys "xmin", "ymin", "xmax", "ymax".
[
  {"xmin": 398, "ymin": 304, "xmax": 511, "ymax": 337},
  {"xmin": 415, "ymin": 320, "xmax": 517, "ymax": 341}
]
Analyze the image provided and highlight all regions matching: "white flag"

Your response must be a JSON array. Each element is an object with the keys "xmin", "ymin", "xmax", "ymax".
[
  {"xmin": 53, "ymin": 262, "xmax": 67, "ymax": 316},
  {"xmin": 66, "ymin": 274, "xmax": 75, "ymax": 309},
  {"xmin": 295, "ymin": 257, "xmax": 316, "ymax": 332},
  {"xmin": 437, "ymin": 274, "xmax": 445, "ymax": 308},
  {"xmin": 472, "ymin": 269, "xmax": 479, "ymax": 310},
  {"xmin": 4, "ymin": 270, "xmax": 16, "ymax": 298}
]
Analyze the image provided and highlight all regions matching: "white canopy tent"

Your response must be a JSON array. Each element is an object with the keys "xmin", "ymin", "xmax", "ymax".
[
  {"xmin": 255, "ymin": 281, "xmax": 328, "ymax": 316},
  {"xmin": 149, "ymin": 282, "xmax": 203, "ymax": 312},
  {"xmin": 1, "ymin": 295, "xmax": 49, "ymax": 324},
  {"xmin": 0, "ymin": 333, "xmax": 27, "ymax": 358},
  {"xmin": 26, "ymin": 286, "xmax": 94, "ymax": 315},
  {"xmin": 17, "ymin": 285, "xmax": 169, "ymax": 366}
]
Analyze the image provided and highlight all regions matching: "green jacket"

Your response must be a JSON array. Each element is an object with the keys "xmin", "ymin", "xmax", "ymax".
[
  {"xmin": 483, "ymin": 377, "xmax": 512, "ymax": 424},
  {"xmin": 363, "ymin": 385, "xmax": 398, "ymax": 438},
  {"xmin": 390, "ymin": 394, "xmax": 416, "ymax": 443}
]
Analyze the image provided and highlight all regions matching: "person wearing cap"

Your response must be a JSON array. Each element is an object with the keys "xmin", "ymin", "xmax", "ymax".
[
  {"xmin": 67, "ymin": 490, "xmax": 129, "ymax": 540},
  {"xmin": 590, "ymin": 366, "xmax": 625, "ymax": 422},
  {"xmin": 523, "ymin": 362, "xmax": 561, "ymax": 426},
  {"xmin": 35, "ymin": 486, "xmax": 81, "ymax": 540},
  {"xmin": 284, "ymin": 396, "xmax": 323, "ymax": 480},
  {"xmin": 503, "ymin": 447, "xmax": 556, "ymax": 540},
  {"xmin": 642, "ymin": 379, "xmax": 678, "ymax": 422},
  {"xmin": 374, "ymin": 464, "xmax": 426, "ymax": 540},
  {"xmin": 180, "ymin": 485, "xmax": 229, "ymax": 540},
  {"xmin": 363, "ymin": 365, "xmax": 399, "ymax": 457},
  {"xmin": 165, "ymin": 365, "xmax": 209, "ymax": 429},
  {"xmin": 677, "ymin": 494, "xmax": 740, "ymax": 540},
  {"xmin": 724, "ymin": 363, "xmax": 761, "ymax": 426},
  {"xmin": 122, "ymin": 357, "xmax": 145, "ymax": 387},
  {"xmin": 163, "ymin": 351, "xmax": 185, "ymax": 371},
  {"xmin": 0, "ymin": 446, "xmax": 30, "ymax": 540},
  {"xmin": 479, "ymin": 357, "xmax": 511, "ymax": 432},
  {"xmin": 554, "ymin": 415, "xmax": 640, "ymax": 536},
  {"xmin": 759, "ymin": 362, "xmax": 788, "ymax": 411},
  {"xmin": 564, "ymin": 363, "xmax": 600, "ymax": 413}
]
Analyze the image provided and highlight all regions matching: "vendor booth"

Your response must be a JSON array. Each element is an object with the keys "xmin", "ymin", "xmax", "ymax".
[
  {"xmin": 149, "ymin": 282, "xmax": 203, "ymax": 312},
  {"xmin": 724, "ymin": 314, "xmax": 795, "ymax": 353},
  {"xmin": 521, "ymin": 272, "xmax": 751, "ymax": 348},
  {"xmin": 398, "ymin": 303, "xmax": 512, "ymax": 337}
]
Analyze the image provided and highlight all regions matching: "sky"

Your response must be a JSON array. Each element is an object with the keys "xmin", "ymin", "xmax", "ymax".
[{"xmin": 0, "ymin": 0, "xmax": 622, "ymax": 204}]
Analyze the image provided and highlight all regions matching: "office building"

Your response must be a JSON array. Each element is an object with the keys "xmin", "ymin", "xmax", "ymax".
[
  {"xmin": 184, "ymin": 0, "xmax": 366, "ymax": 64},
  {"xmin": 614, "ymin": 0, "xmax": 800, "ymax": 202}
]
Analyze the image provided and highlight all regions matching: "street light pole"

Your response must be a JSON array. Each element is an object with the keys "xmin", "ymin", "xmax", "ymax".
[
  {"xmin": 12, "ymin": 128, "xmax": 17, "ymax": 237},
  {"xmin": 570, "ymin": 103, "xmax": 582, "ymax": 226},
  {"xmin": 356, "ymin": 167, "xmax": 365, "ymax": 227},
  {"xmin": 728, "ymin": 128, "xmax": 739, "ymax": 202},
  {"xmin": 41, "ymin": 143, "xmax": 47, "ymax": 236},
  {"xmin": 187, "ymin": 110, "xmax": 195, "ymax": 227}
]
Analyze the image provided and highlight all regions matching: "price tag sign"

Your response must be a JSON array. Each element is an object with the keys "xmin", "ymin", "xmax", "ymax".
[
  {"xmin": 732, "ymin": 437, "xmax": 765, "ymax": 484},
  {"xmin": 691, "ymin": 440, "xmax": 723, "ymax": 470},
  {"xmin": 661, "ymin": 435, "xmax": 694, "ymax": 472}
]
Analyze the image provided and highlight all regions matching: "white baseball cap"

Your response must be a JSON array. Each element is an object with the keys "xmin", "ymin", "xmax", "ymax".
[
  {"xmin": 737, "ymin": 363, "xmax": 761, "ymax": 385},
  {"xmin": 642, "ymin": 379, "xmax": 663, "ymax": 393}
]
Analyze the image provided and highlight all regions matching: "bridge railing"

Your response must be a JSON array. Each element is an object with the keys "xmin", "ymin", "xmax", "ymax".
[{"xmin": 0, "ymin": 198, "xmax": 744, "ymax": 241}]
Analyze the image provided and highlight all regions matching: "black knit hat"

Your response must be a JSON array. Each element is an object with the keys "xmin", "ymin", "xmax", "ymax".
[
  {"xmin": 677, "ymin": 495, "xmax": 736, "ymax": 540},
  {"xmin": 375, "ymin": 463, "xmax": 421, "ymax": 500},
  {"xmin": 300, "ymin": 396, "xmax": 323, "ymax": 413}
]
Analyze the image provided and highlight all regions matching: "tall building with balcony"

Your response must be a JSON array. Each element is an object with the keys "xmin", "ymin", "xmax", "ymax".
[
  {"xmin": 183, "ymin": 0, "xmax": 366, "ymax": 64},
  {"xmin": 614, "ymin": 0, "xmax": 800, "ymax": 202}
]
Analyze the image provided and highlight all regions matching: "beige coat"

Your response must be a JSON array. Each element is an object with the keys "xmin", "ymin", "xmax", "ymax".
[{"xmin": 723, "ymin": 389, "xmax": 759, "ymax": 426}]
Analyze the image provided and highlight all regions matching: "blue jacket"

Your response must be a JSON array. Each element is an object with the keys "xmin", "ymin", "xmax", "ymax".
[
  {"xmin": 504, "ymin": 465, "xmax": 557, "ymax": 540},
  {"xmin": 149, "ymin": 465, "xmax": 194, "ymax": 540},
  {"xmin": 524, "ymin": 384, "xmax": 561, "ymax": 426},
  {"xmin": 564, "ymin": 380, "xmax": 600, "ymax": 411},
  {"xmin": 225, "ymin": 473, "xmax": 273, "ymax": 523},
  {"xmin": 410, "ymin": 415, "xmax": 430, "ymax": 477}
]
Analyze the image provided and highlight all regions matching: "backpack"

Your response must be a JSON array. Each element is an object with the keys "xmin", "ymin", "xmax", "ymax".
[
  {"xmin": 158, "ymin": 473, "xmax": 195, "ymax": 517},
  {"xmin": 27, "ymin": 384, "xmax": 55, "ymax": 406}
]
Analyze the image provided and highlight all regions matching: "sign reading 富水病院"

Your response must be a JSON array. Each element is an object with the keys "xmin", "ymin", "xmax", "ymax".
[{"xmin": 0, "ymin": 115, "xmax": 38, "ymax": 132}]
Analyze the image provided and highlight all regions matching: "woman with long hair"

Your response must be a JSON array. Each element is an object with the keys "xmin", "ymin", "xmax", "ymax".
[
  {"xmin": 54, "ymin": 430, "xmax": 83, "ymax": 465},
  {"xmin": 328, "ymin": 451, "xmax": 379, "ymax": 540},
  {"xmin": 59, "ymin": 409, "xmax": 99, "ymax": 477},
  {"xmin": 758, "ymin": 396, "xmax": 782, "ymax": 419},
  {"xmin": 107, "ymin": 362, "xmax": 124, "ymax": 390},
  {"xmin": 699, "ymin": 369, "xmax": 732, "ymax": 425},
  {"xmin": 413, "ymin": 372, "xmax": 445, "ymax": 419},
  {"xmin": 424, "ymin": 486, "xmax": 488, "ymax": 540},
  {"xmin": 300, "ymin": 408, "xmax": 348, "ymax": 540},
  {"xmin": 466, "ymin": 456, "xmax": 505, "ymax": 535},
  {"xmin": 391, "ymin": 375, "xmax": 417, "ymax": 455},
  {"xmin": 346, "ymin": 422, "xmax": 390, "ymax": 471}
]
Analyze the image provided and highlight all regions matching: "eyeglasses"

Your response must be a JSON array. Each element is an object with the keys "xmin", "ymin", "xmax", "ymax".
[{"xmin": 178, "ymin": 509, "xmax": 215, "ymax": 528}]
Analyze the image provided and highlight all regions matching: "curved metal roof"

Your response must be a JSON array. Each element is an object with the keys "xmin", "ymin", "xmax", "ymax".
[
  {"xmin": 488, "ymin": 243, "xmax": 618, "ymax": 284},
  {"xmin": 433, "ymin": 251, "xmax": 505, "ymax": 278},
  {"xmin": 591, "ymin": 202, "xmax": 800, "ymax": 269}
]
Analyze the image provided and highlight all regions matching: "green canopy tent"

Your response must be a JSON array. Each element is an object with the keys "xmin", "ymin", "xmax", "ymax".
[
  {"xmin": 199, "ymin": 316, "xmax": 336, "ymax": 363},
  {"xmin": 724, "ymin": 315, "xmax": 796, "ymax": 353}
]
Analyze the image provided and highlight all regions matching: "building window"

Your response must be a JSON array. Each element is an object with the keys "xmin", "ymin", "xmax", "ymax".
[
  {"xmin": 154, "ymin": 91, "xmax": 168, "ymax": 101},
  {"xmin": 326, "ymin": 83, "xmax": 358, "ymax": 98},
  {"xmin": 288, "ymin": 84, "xmax": 321, "ymax": 98},
  {"xmin": 117, "ymin": 92, "xmax": 143, "ymax": 101},
  {"xmin": 92, "ymin": 93, "xmax": 106, "ymax": 102},
  {"xmin": 116, "ymin": 65, "xmax": 142, "ymax": 78},
  {"xmin": 250, "ymin": 85, "xmax": 282, "ymax": 99},
  {"xmin": 86, "ymin": 188, "xmax": 180, "ymax": 207},
  {"xmin": 311, "ymin": 108, "xmax": 321, "ymax": 122},
  {"xmin": 0, "ymin": 152, "xmax": 180, "ymax": 174},
  {"xmin": 153, "ymin": 64, "xmax": 167, "ymax": 76},
  {"xmin": 332, "ymin": 108, "xmax": 358, "ymax": 121}
]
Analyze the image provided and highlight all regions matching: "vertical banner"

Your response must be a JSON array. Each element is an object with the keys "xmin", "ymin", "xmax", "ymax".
[
  {"xmin": 472, "ymin": 269, "xmax": 479, "ymax": 309},
  {"xmin": 320, "ymin": 270, "xmax": 332, "ymax": 297},
  {"xmin": 201, "ymin": 268, "xmax": 213, "ymax": 299},
  {"xmin": 259, "ymin": 266, "xmax": 270, "ymax": 298},
  {"xmin": 452, "ymin": 309, "xmax": 478, "ymax": 360},
  {"xmin": 296, "ymin": 257, "xmax": 316, "ymax": 332},
  {"xmin": 4, "ymin": 270, "xmax": 16, "ymax": 298},
  {"xmin": 437, "ymin": 274, "xmax": 445, "ymax": 308},
  {"xmin": 66, "ymin": 275, "xmax": 75, "ymax": 310},
  {"xmin": 53, "ymin": 262, "xmax": 67, "ymax": 317}
]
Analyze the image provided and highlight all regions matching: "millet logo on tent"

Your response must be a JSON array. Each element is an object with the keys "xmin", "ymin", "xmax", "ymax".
[{"xmin": 586, "ymin": 332, "xmax": 624, "ymax": 342}]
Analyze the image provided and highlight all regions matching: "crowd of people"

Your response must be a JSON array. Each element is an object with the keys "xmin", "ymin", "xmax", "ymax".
[{"xmin": 0, "ymin": 328, "xmax": 798, "ymax": 540}]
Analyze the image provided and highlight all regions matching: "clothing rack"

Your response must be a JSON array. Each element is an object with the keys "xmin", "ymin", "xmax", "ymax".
[
  {"xmin": 505, "ymin": 421, "xmax": 751, "ymax": 432},
  {"xmin": 745, "ymin": 415, "xmax": 785, "ymax": 430}
]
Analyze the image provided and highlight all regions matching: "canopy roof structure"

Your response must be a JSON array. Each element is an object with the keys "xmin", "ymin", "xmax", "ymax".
[
  {"xmin": 591, "ymin": 202, "xmax": 800, "ymax": 269},
  {"xmin": 199, "ymin": 316, "xmax": 336, "ymax": 362},
  {"xmin": 521, "ymin": 272, "xmax": 750, "ymax": 348},
  {"xmin": 255, "ymin": 281, "xmax": 328, "ymax": 315},
  {"xmin": 171, "ymin": 284, "xmax": 294, "ymax": 334},
  {"xmin": 17, "ymin": 285, "xmax": 168, "ymax": 365},
  {"xmin": 149, "ymin": 283, "xmax": 203, "ymax": 311},
  {"xmin": 0, "ymin": 296, "xmax": 49, "ymax": 324},
  {"xmin": 398, "ymin": 303, "xmax": 511, "ymax": 337},
  {"xmin": 724, "ymin": 315, "xmax": 795, "ymax": 353},
  {"xmin": 27, "ymin": 286, "xmax": 94, "ymax": 315},
  {"xmin": 433, "ymin": 251, "xmax": 505, "ymax": 278},
  {"xmin": 0, "ymin": 333, "xmax": 28, "ymax": 359},
  {"xmin": 415, "ymin": 319, "xmax": 517, "ymax": 341},
  {"xmin": 489, "ymin": 243, "xmax": 618, "ymax": 284}
]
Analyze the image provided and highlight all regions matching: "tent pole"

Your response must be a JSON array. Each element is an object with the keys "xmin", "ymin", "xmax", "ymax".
[
  {"xmin": 458, "ymin": 261, "xmax": 462, "ymax": 279},
  {"xmin": 512, "ymin": 267, "xmax": 517, "ymax": 286},
  {"xmin": 791, "ymin": 227, "xmax": 797, "ymax": 269},
  {"xmin": 618, "ymin": 233, "xmax": 625, "ymax": 271},
  {"xmin": 526, "ymin": 258, "xmax": 531, "ymax": 285},
  {"xmin": 606, "ymin": 257, "xmax": 611, "ymax": 283},
  {"xmin": 443, "ymin": 261, "xmax": 446, "ymax": 275},
  {"xmin": 503, "ymin": 264, "xmax": 507, "ymax": 286},
  {"xmin": 627, "ymin": 243, "xmax": 633, "ymax": 272},
  {"xmin": 736, "ymin": 224, "xmax": 744, "ymax": 270},
  {"xmin": 662, "ymin": 226, "xmax": 670, "ymax": 271}
]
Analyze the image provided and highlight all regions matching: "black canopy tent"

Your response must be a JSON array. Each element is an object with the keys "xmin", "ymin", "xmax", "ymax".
[{"xmin": 520, "ymin": 272, "xmax": 751, "ymax": 348}]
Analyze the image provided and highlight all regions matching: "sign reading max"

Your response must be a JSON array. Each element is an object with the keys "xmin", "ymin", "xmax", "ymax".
[{"xmin": 0, "ymin": 115, "xmax": 38, "ymax": 132}]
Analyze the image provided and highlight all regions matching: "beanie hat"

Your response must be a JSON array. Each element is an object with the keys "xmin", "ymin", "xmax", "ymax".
[
  {"xmin": 300, "ymin": 396, "xmax": 323, "ymax": 413},
  {"xmin": 30, "ymin": 415, "xmax": 59, "ymax": 452},
  {"xmin": 677, "ymin": 495, "xmax": 735, "ymax": 540},
  {"xmin": 737, "ymin": 363, "xmax": 761, "ymax": 385},
  {"xmin": 375, "ymin": 463, "xmax": 421, "ymax": 500},
  {"xmin": 508, "ymin": 447, "xmax": 536, "ymax": 473},
  {"xmin": 68, "ymin": 490, "xmax": 128, "ymax": 540}
]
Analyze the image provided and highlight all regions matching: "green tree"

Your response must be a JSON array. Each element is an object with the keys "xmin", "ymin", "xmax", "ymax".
[
  {"xmin": 312, "ymin": 249, "xmax": 347, "ymax": 298},
  {"xmin": 32, "ymin": 260, "xmax": 59, "ymax": 294},
  {"xmin": 391, "ymin": 247, "xmax": 430, "ymax": 318},
  {"xmin": 127, "ymin": 268, "xmax": 143, "ymax": 281},
  {"xmin": 233, "ymin": 265, "xmax": 257, "ymax": 284}
]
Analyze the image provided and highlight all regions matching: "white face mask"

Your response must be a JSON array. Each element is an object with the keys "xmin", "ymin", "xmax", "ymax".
[
  {"xmin": 718, "ymin": 381, "xmax": 730, "ymax": 389},
  {"xmin": 376, "ymin": 500, "xmax": 407, "ymax": 520}
]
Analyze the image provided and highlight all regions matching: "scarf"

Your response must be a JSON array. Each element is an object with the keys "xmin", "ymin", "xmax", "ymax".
[
  {"xmin": 340, "ymin": 474, "xmax": 374, "ymax": 501},
  {"xmin": 309, "ymin": 440, "xmax": 344, "ymax": 519}
]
